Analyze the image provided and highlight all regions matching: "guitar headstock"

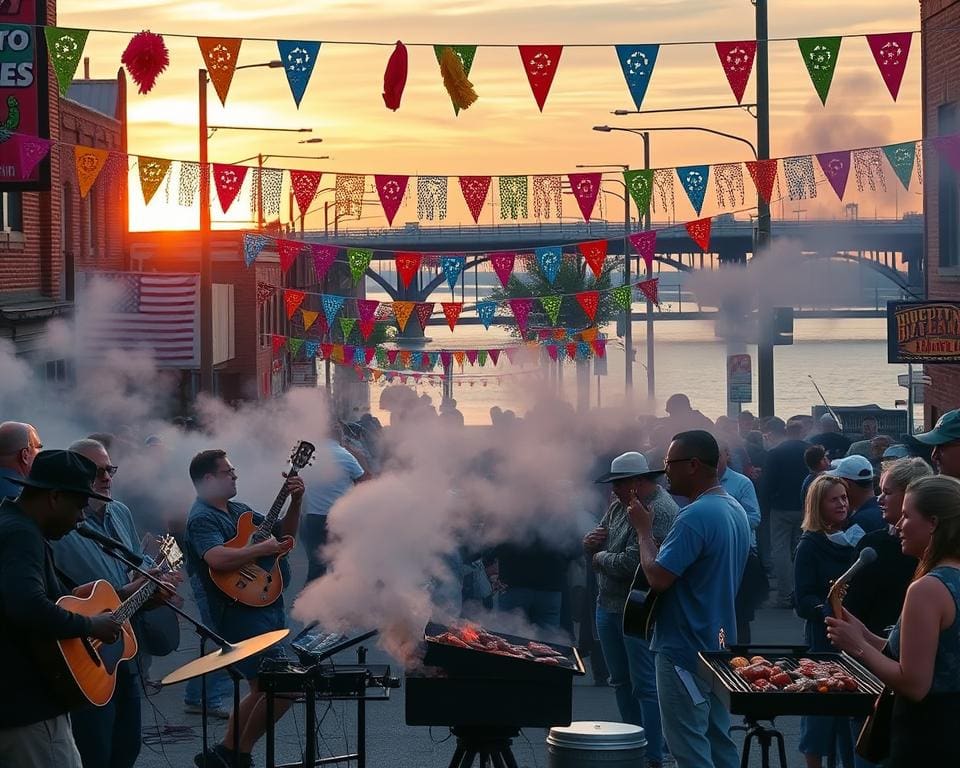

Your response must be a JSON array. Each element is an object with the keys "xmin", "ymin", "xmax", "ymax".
[
  {"xmin": 157, "ymin": 534, "xmax": 184, "ymax": 573},
  {"xmin": 827, "ymin": 578, "xmax": 849, "ymax": 619},
  {"xmin": 289, "ymin": 441, "xmax": 316, "ymax": 473}
]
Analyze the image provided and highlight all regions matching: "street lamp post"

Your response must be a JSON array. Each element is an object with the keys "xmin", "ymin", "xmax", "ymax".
[
  {"xmin": 755, "ymin": 0, "xmax": 775, "ymax": 419},
  {"xmin": 231, "ymin": 153, "xmax": 329, "ymax": 234}
]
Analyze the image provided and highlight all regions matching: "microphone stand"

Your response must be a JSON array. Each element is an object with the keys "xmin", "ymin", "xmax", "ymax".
[{"xmin": 92, "ymin": 541, "xmax": 244, "ymax": 768}]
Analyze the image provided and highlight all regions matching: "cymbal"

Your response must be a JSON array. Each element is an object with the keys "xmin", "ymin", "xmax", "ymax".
[{"xmin": 161, "ymin": 629, "xmax": 290, "ymax": 685}]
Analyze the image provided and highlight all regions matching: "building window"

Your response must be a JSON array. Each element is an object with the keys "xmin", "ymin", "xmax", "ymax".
[
  {"xmin": 939, "ymin": 102, "xmax": 959, "ymax": 269},
  {"xmin": 2, "ymin": 192, "xmax": 22, "ymax": 232}
]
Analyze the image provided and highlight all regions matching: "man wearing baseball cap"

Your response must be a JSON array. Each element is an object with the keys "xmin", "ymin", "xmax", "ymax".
[
  {"xmin": 0, "ymin": 450, "xmax": 122, "ymax": 768},
  {"xmin": 914, "ymin": 409, "xmax": 960, "ymax": 479},
  {"xmin": 826, "ymin": 455, "xmax": 885, "ymax": 534}
]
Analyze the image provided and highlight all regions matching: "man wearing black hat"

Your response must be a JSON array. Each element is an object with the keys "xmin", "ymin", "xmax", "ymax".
[{"xmin": 0, "ymin": 450, "xmax": 122, "ymax": 768}]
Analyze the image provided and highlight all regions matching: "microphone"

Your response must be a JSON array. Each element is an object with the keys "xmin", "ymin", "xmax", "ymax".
[
  {"xmin": 75, "ymin": 524, "xmax": 145, "ymax": 567},
  {"xmin": 840, "ymin": 546, "xmax": 878, "ymax": 584}
]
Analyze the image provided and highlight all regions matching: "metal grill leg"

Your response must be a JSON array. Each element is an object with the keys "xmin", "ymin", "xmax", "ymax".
[
  {"xmin": 447, "ymin": 745, "xmax": 466, "ymax": 768},
  {"xmin": 490, "ymin": 751, "xmax": 507, "ymax": 768},
  {"xmin": 459, "ymin": 750, "xmax": 477, "ymax": 768}
]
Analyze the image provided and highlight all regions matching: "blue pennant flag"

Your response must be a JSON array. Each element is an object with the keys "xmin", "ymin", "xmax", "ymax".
[
  {"xmin": 615, "ymin": 44, "xmax": 660, "ymax": 111},
  {"xmin": 578, "ymin": 342, "xmax": 591, "ymax": 360},
  {"xmin": 353, "ymin": 346, "xmax": 365, "ymax": 365},
  {"xmin": 428, "ymin": 351, "xmax": 441, "ymax": 368},
  {"xmin": 304, "ymin": 339, "xmax": 319, "ymax": 359},
  {"xmin": 441, "ymin": 256, "xmax": 465, "ymax": 291},
  {"xmin": 535, "ymin": 246, "xmax": 562, "ymax": 284},
  {"xmin": 677, "ymin": 165, "xmax": 710, "ymax": 216},
  {"xmin": 477, "ymin": 301, "xmax": 497, "ymax": 330},
  {"xmin": 321, "ymin": 294, "xmax": 346, "ymax": 326},
  {"xmin": 277, "ymin": 40, "xmax": 321, "ymax": 108},
  {"xmin": 243, "ymin": 234, "xmax": 270, "ymax": 267}
]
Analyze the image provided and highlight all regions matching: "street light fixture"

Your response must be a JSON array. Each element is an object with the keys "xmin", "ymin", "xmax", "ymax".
[
  {"xmin": 299, "ymin": 137, "xmax": 325, "ymax": 144},
  {"xmin": 593, "ymin": 124, "xmax": 757, "ymax": 159},
  {"xmin": 612, "ymin": 103, "xmax": 757, "ymax": 117}
]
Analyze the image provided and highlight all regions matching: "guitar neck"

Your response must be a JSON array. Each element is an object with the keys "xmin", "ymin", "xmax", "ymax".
[
  {"xmin": 113, "ymin": 576, "xmax": 159, "ymax": 625},
  {"xmin": 252, "ymin": 467, "xmax": 300, "ymax": 543}
]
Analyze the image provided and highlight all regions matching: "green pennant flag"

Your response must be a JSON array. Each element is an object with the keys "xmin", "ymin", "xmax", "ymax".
[
  {"xmin": 340, "ymin": 317, "xmax": 356, "ymax": 340},
  {"xmin": 347, "ymin": 248, "xmax": 373, "ymax": 284},
  {"xmin": 287, "ymin": 337, "xmax": 305, "ymax": 357},
  {"xmin": 375, "ymin": 347, "xmax": 388, "ymax": 367},
  {"xmin": 540, "ymin": 295, "xmax": 562, "ymax": 326},
  {"xmin": 433, "ymin": 45, "xmax": 478, "ymax": 115},
  {"xmin": 45, "ymin": 28, "xmax": 90, "ymax": 97},
  {"xmin": 611, "ymin": 285, "xmax": 633, "ymax": 312},
  {"xmin": 882, "ymin": 141, "xmax": 917, "ymax": 191},
  {"xmin": 798, "ymin": 37, "xmax": 841, "ymax": 106},
  {"xmin": 477, "ymin": 349, "xmax": 488, "ymax": 367},
  {"xmin": 623, "ymin": 169, "xmax": 653, "ymax": 215}
]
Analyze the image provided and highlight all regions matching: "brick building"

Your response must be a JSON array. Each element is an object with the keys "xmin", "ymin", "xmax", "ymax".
[{"xmin": 921, "ymin": 0, "xmax": 960, "ymax": 423}]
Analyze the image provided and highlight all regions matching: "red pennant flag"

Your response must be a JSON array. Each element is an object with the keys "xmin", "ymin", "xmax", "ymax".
[
  {"xmin": 566, "ymin": 343, "xmax": 578, "ymax": 360},
  {"xmin": 628, "ymin": 231, "xmax": 657, "ymax": 272},
  {"xmin": 567, "ymin": 172, "xmax": 602, "ymax": 221},
  {"xmin": 415, "ymin": 302, "xmax": 435, "ymax": 330},
  {"xmin": 386, "ymin": 349, "xmax": 399, "ymax": 365},
  {"xmin": 441, "ymin": 302, "xmax": 463, "ymax": 331},
  {"xmin": 637, "ymin": 278, "xmax": 660, "ymax": 305},
  {"xmin": 686, "ymin": 218, "xmax": 713, "ymax": 251},
  {"xmin": 320, "ymin": 343, "xmax": 333, "ymax": 359},
  {"xmin": 440, "ymin": 351, "xmax": 453, "ymax": 368},
  {"xmin": 359, "ymin": 320, "xmax": 377, "ymax": 340},
  {"xmin": 364, "ymin": 347, "xmax": 376, "ymax": 364},
  {"xmin": 277, "ymin": 239, "xmax": 303, "ymax": 273},
  {"xmin": 212, "ymin": 163, "xmax": 248, "ymax": 213},
  {"xmin": 256, "ymin": 282, "xmax": 275, "ymax": 308},
  {"xmin": 867, "ymin": 33, "xmax": 913, "ymax": 101},
  {"xmin": 272, "ymin": 334, "xmax": 286, "ymax": 354},
  {"xmin": 575, "ymin": 291, "xmax": 600, "ymax": 321},
  {"xmin": 490, "ymin": 252, "xmax": 516, "ymax": 287},
  {"xmin": 745, "ymin": 160, "xmax": 779, "ymax": 204},
  {"xmin": 465, "ymin": 349, "xmax": 478, "ymax": 366},
  {"xmin": 375, "ymin": 174, "xmax": 409, "ymax": 225},
  {"xmin": 459, "ymin": 176, "xmax": 492, "ymax": 223},
  {"xmin": 508, "ymin": 299, "xmax": 534, "ymax": 337},
  {"xmin": 395, "ymin": 251, "xmax": 421, "ymax": 288},
  {"xmin": 578, "ymin": 240, "xmax": 608, "ymax": 278},
  {"xmin": 290, "ymin": 170, "xmax": 322, "ymax": 216},
  {"xmin": 592, "ymin": 339, "xmax": 607, "ymax": 358},
  {"xmin": 283, "ymin": 289, "xmax": 305, "ymax": 319},
  {"xmin": 489, "ymin": 349, "xmax": 501, "ymax": 366},
  {"xmin": 546, "ymin": 345, "xmax": 558, "ymax": 362},
  {"xmin": 519, "ymin": 45, "xmax": 563, "ymax": 111},
  {"xmin": 311, "ymin": 244, "xmax": 337, "ymax": 281},
  {"xmin": 715, "ymin": 41, "xmax": 757, "ymax": 104}
]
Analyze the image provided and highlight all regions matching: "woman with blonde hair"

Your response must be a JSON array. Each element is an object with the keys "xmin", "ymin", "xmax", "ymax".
[
  {"xmin": 794, "ymin": 475, "xmax": 857, "ymax": 767},
  {"xmin": 827, "ymin": 475, "xmax": 960, "ymax": 765}
]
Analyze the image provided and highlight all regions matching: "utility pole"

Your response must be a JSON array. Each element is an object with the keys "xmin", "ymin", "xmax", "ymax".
[
  {"xmin": 256, "ymin": 153, "xmax": 264, "ymax": 231},
  {"xmin": 755, "ymin": 0, "xmax": 775, "ymax": 419},
  {"xmin": 198, "ymin": 69, "xmax": 214, "ymax": 395},
  {"xmin": 623, "ymin": 164, "xmax": 633, "ymax": 398},
  {"xmin": 641, "ymin": 133, "xmax": 654, "ymax": 403}
]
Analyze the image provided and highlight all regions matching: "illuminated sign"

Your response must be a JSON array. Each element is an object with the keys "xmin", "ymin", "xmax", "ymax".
[{"xmin": 887, "ymin": 301, "xmax": 960, "ymax": 363}]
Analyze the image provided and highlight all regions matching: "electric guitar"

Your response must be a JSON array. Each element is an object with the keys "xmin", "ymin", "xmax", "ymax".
[
  {"xmin": 50, "ymin": 535, "xmax": 183, "ymax": 707},
  {"xmin": 209, "ymin": 441, "xmax": 315, "ymax": 607}
]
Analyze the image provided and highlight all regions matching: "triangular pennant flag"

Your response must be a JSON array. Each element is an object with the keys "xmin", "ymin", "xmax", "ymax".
[
  {"xmin": 489, "ymin": 349, "xmax": 501, "ymax": 366},
  {"xmin": 566, "ymin": 343, "xmax": 579, "ymax": 360},
  {"xmin": 745, "ymin": 159, "xmax": 779, "ymax": 204},
  {"xmin": 322, "ymin": 295, "xmax": 346, "ymax": 326},
  {"xmin": 301, "ymin": 309, "xmax": 320, "ymax": 331},
  {"xmin": 15, "ymin": 135, "xmax": 52, "ymax": 180},
  {"xmin": 578, "ymin": 240, "xmax": 608, "ymax": 278},
  {"xmin": 933, "ymin": 135, "xmax": 960, "ymax": 174},
  {"xmin": 277, "ymin": 239, "xmax": 303, "ymax": 274},
  {"xmin": 284, "ymin": 289, "xmax": 306, "ymax": 319},
  {"xmin": 817, "ymin": 151, "xmax": 851, "ymax": 199},
  {"xmin": 395, "ymin": 252, "xmax": 421, "ymax": 288},
  {"xmin": 567, "ymin": 173, "xmax": 602, "ymax": 222},
  {"xmin": 592, "ymin": 339, "xmax": 607, "ymax": 358},
  {"xmin": 375, "ymin": 174, "xmax": 409, "ymax": 225},
  {"xmin": 490, "ymin": 252, "xmax": 516, "ymax": 288},
  {"xmin": 541, "ymin": 295, "xmax": 562, "ymax": 326},
  {"xmin": 347, "ymin": 248, "xmax": 373, "ymax": 284},
  {"xmin": 46, "ymin": 28, "xmax": 89, "ymax": 96},
  {"xmin": 441, "ymin": 256, "xmax": 465, "ymax": 291},
  {"xmin": 372, "ymin": 369, "xmax": 383, "ymax": 382},
  {"xmin": 477, "ymin": 301, "xmax": 497, "ymax": 330},
  {"xmin": 364, "ymin": 347, "xmax": 377, "ymax": 365},
  {"xmin": 433, "ymin": 45, "xmax": 478, "ymax": 115},
  {"xmin": 453, "ymin": 351, "xmax": 466, "ymax": 368},
  {"xmin": 867, "ymin": 33, "xmax": 913, "ymax": 101},
  {"xmin": 797, "ymin": 37, "xmax": 841, "ymax": 106},
  {"xmin": 429, "ymin": 351, "xmax": 441, "ymax": 368},
  {"xmin": 288, "ymin": 338, "xmax": 305, "ymax": 357},
  {"xmin": 340, "ymin": 317, "xmax": 356, "ymax": 340},
  {"xmin": 504, "ymin": 347, "xmax": 518, "ymax": 364},
  {"xmin": 392, "ymin": 301, "xmax": 415, "ymax": 332},
  {"xmin": 677, "ymin": 165, "xmax": 710, "ymax": 216},
  {"xmin": 441, "ymin": 302, "xmax": 463, "ymax": 331},
  {"xmin": 519, "ymin": 45, "xmax": 563, "ymax": 111},
  {"xmin": 615, "ymin": 44, "xmax": 660, "ymax": 111},
  {"xmin": 459, "ymin": 176, "xmax": 492, "ymax": 223},
  {"xmin": 74, "ymin": 146, "xmax": 109, "ymax": 199},
  {"xmin": 256, "ymin": 282, "xmax": 275, "ymax": 308},
  {"xmin": 138, "ymin": 157, "xmax": 172, "ymax": 206},
  {"xmin": 578, "ymin": 341, "xmax": 591, "ymax": 360},
  {"xmin": 535, "ymin": 247, "xmax": 562, "ymax": 284},
  {"xmin": 477, "ymin": 350, "xmax": 488, "ymax": 367},
  {"xmin": 212, "ymin": 163, "xmax": 248, "ymax": 213},
  {"xmin": 359, "ymin": 320, "xmax": 377, "ymax": 340},
  {"xmin": 576, "ymin": 291, "xmax": 600, "ymax": 321},
  {"xmin": 244, "ymin": 233, "xmax": 270, "ymax": 267},
  {"xmin": 637, "ymin": 278, "xmax": 660, "ymax": 305},
  {"xmin": 272, "ymin": 334, "xmax": 286, "ymax": 354},
  {"xmin": 304, "ymin": 339, "xmax": 319, "ymax": 358},
  {"xmin": 715, "ymin": 41, "xmax": 757, "ymax": 104},
  {"xmin": 509, "ymin": 299, "xmax": 534, "ymax": 336},
  {"xmin": 198, "ymin": 37, "xmax": 242, "ymax": 106},
  {"xmin": 356, "ymin": 299, "xmax": 380, "ymax": 325},
  {"xmin": 882, "ymin": 142, "xmax": 917, "ymax": 190},
  {"xmin": 546, "ymin": 345, "xmax": 559, "ymax": 362},
  {"xmin": 277, "ymin": 40, "xmax": 321, "ymax": 108},
  {"xmin": 415, "ymin": 302, "xmax": 435, "ymax": 331},
  {"xmin": 290, "ymin": 170, "xmax": 322, "ymax": 216},
  {"xmin": 580, "ymin": 327, "xmax": 598, "ymax": 343},
  {"xmin": 440, "ymin": 351, "xmax": 452, "ymax": 368},
  {"xmin": 400, "ymin": 350, "xmax": 413, "ymax": 367},
  {"xmin": 611, "ymin": 285, "xmax": 633, "ymax": 312},
  {"xmin": 629, "ymin": 231, "xmax": 657, "ymax": 273},
  {"xmin": 623, "ymin": 169, "xmax": 654, "ymax": 214},
  {"xmin": 686, "ymin": 218, "xmax": 713, "ymax": 251},
  {"xmin": 375, "ymin": 347, "xmax": 387, "ymax": 367},
  {"xmin": 321, "ymin": 343, "xmax": 333, "ymax": 360},
  {"xmin": 343, "ymin": 346, "xmax": 356, "ymax": 364},
  {"xmin": 310, "ymin": 244, "xmax": 337, "ymax": 281}
]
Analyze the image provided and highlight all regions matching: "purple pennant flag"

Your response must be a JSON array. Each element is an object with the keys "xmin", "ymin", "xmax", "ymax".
[
  {"xmin": 816, "ymin": 151, "xmax": 851, "ymax": 200},
  {"xmin": 440, "ymin": 350, "xmax": 453, "ymax": 368},
  {"xmin": 629, "ymin": 230, "xmax": 658, "ymax": 272},
  {"xmin": 311, "ymin": 244, "xmax": 337, "ymax": 281},
  {"xmin": 16, "ymin": 135, "xmax": 52, "ymax": 179},
  {"xmin": 933, "ymin": 135, "xmax": 960, "ymax": 174}
]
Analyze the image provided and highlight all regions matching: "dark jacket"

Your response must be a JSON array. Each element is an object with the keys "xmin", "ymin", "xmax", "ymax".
[
  {"xmin": 496, "ymin": 537, "xmax": 577, "ymax": 593},
  {"xmin": 794, "ymin": 530, "xmax": 856, "ymax": 651},
  {"xmin": 0, "ymin": 500, "xmax": 94, "ymax": 727},
  {"xmin": 848, "ymin": 497, "xmax": 885, "ymax": 534},
  {"xmin": 760, "ymin": 439, "xmax": 810, "ymax": 512},
  {"xmin": 844, "ymin": 527, "xmax": 918, "ymax": 637}
]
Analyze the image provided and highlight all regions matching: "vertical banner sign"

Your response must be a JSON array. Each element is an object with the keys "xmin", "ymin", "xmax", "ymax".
[
  {"xmin": 0, "ymin": 0, "xmax": 50, "ymax": 189},
  {"xmin": 727, "ymin": 354, "xmax": 752, "ymax": 403}
]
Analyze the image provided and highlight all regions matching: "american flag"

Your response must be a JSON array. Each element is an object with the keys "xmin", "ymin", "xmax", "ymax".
[{"xmin": 78, "ymin": 272, "xmax": 200, "ymax": 368}]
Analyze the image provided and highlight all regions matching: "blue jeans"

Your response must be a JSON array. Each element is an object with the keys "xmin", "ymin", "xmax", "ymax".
[
  {"xmin": 799, "ymin": 715, "xmax": 854, "ymax": 765},
  {"xmin": 595, "ymin": 606, "xmax": 664, "ymax": 762},
  {"xmin": 655, "ymin": 652, "xmax": 740, "ymax": 768},
  {"xmin": 498, "ymin": 587, "xmax": 562, "ymax": 631},
  {"xmin": 184, "ymin": 575, "xmax": 232, "ymax": 707},
  {"xmin": 849, "ymin": 717, "xmax": 878, "ymax": 768},
  {"xmin": 70, "ymin": 662, "xmax": 141, "ymax": 768}
]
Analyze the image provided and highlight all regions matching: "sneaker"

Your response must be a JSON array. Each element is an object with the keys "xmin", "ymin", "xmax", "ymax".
[
  {"xmin": 184, "ymin": 703, "xmax": 231, "ymax": 720},
  {"xmin": 193, "ymin": 745, "xmax": 253, "ymax": 768}
]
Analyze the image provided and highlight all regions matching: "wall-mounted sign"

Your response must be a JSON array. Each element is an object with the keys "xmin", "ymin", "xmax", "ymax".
[
  {"xmin": 887, "ymin": 301, "xmax": 960, "ymax": 363},
  {"xmin": 727, "ymin": 353, "xmax": 752, "ymax": 403}
]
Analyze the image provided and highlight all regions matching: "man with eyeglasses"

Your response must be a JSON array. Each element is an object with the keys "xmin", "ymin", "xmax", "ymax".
[{"xmin": 0, "ymin": 421, "xmax": 43, "ymax": 500}]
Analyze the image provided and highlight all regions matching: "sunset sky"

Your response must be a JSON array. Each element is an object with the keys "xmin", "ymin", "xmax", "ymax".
[{"xmin": 59, "ymin": 0, "xmax": 924, "ymax": 231}]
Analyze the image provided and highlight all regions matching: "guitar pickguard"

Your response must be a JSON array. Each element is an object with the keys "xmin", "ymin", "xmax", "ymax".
[{"xmin": 98, "ymin": 635, "xmax": 126, "ymax": 675}]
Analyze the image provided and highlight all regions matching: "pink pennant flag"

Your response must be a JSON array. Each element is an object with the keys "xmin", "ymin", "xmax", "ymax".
[
  {"xmin": 356, "ymin": 299, "xmax": 380, "ymax": 324},
  {"xmin": 519, "ymin": 45, "xmax": 563, "ymax": 111},
  {"xmin": 504, "ymin": 347, "xmax": 518, "ymax": 364},
  {"xmin": 629, "ymin": 231, "xmax": 657, "ymax": 272},
  {"xmin": 277, "ymin": 239, "xmax": 303, "ymax": 274},
  {"xmin": 686, "ymin": 218, "xmax": 713, "ymax": 251},
  {"xmin": 715, "ymin": 40, "xmax": 757, "ymax": 104},
  {"xmin": 932, "ymin": 135, "xmax": 960, "ymax": 174},
  {"xmin": 867, "ymin": 33, "xmax": 913, "ymax": 101},
  {"xmin": 490, "ymin": 252, "xmax": 516, "ymax": 288},
  {"xmin": 489, "ymin": 349, "xmax": 501, "ymax": 366},
  {"xmin": 816, "ymin": 151, "xmax": 851, "ymax": 199},
  {"xmin": 16, "ymin": 135, "xmax": 52, "ymax": 179},
  {"xmin": 592, "ymin": 339, "xmax": 607, "ymax": 358},
  {"xmin": 546, "ymin": 345, "xmax": 558, "ymax": 361},
  {"xmin": 343, "ymin": 345, "xmax": 355, "ymax": 363},
  {"xmin": 465, "ymin": 349, "xmax": 478, "ymax": 366},
  {"xmin": 387, "ymin": 349, "xmax": 399, "ymax": 365},
  {"xmin": 637, "ymin": 278, "xmax": 660, "ymax": 305},
  {"xmin": 311, "ymin": 244, "xmax": 337, "ymax": 281},
  {"xmin": 577, "ymin": 241, "xmax": 607, "ymax": 278},
  {"xmin": 375, "ymin": 174, "xmax": 409, "ymax": 225},
  {"xmin": 567, "ymin": 172, "xmax": 602, "ymax": 221},
  {"xmin": 440, "ymin": 350, "xmax": 453, "ymax": 368},
  {"xmin": 508, "ymin": 298, "xmax": 534, "ymax": 336}
]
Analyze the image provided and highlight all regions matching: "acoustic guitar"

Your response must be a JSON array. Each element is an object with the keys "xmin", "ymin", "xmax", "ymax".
[
  {"xmin": 209, "ymin": 441, "xmax": 315, "ymax": 607},
  {"xmin": 50, "ymin": 535, "xmax": 183, "ymax": 707},
  {"xmin": 622, "ymin": 563, "xmax": 661, "ymax": 642}
]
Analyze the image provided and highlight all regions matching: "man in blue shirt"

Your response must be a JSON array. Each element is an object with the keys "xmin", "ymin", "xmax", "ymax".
[
  {"xmin": 826, "ymin": 455, "xmax": 885, "ymax": 535},
  {"xmin": 0, "ymin": 421, "xmax": 42, "ymax": 500},
  {"xmin": 629, "ymin": 430, "xmax": 750, "ymax": 768}
]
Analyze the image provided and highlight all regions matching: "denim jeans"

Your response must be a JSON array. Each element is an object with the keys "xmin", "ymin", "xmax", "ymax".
[
  {"xmin": 655, "ymin": 652, "xmax": 740, "ymax": 768},
  {"xmin": 498, "ymin": 587, "xmax": 562, "ymax": 630},
  {"xmin": 595, "ymin": 606, "xmax": 664, "ymax": 762},
  {"xmin": 799, "ymin": 715, "xmax": 854, "ymax": 765},
  {"xmin": 184, "ymin": 575, "xmax": 232, "ymax": 707},
  {"xmin": 301, "ymin": 514, "xmax": 329, "ymax": 582},
  {"xmin": 70, "ymin": 663, "xmax": 142, "ymax": 768},
  {"xmin": 771, "ymin": 507, "xmax": 803, "ymax": 602}
]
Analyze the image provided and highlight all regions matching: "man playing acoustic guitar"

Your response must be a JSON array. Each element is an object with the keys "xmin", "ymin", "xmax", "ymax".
[{"xmin": 184, "ymin": 449, "xmax": 304, "ymax": 768}]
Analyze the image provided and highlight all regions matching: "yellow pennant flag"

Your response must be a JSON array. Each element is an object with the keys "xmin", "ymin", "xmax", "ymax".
[
  {"xmin": 332, "ymin": 344, "xmax": 344, "ymax": 364},
  {"xmin": 138, "ymin": 157, "xmax": 172, "ymax": 205},
  {"xmin": 74, "ymin": 146, "xmax": 110, "ymax": 199},
  {"xmin": 301, "ymin": 309, "xmax": 320, "ymax": 331},
  {"xmin": 579, "ymin": 326, "xmax": 598, "ymax": 343}
]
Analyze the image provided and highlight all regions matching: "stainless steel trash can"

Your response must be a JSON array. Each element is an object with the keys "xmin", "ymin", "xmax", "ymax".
[{"xmin": 547, "ymin": 721, "xmax": 647, "ymax": 767}]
